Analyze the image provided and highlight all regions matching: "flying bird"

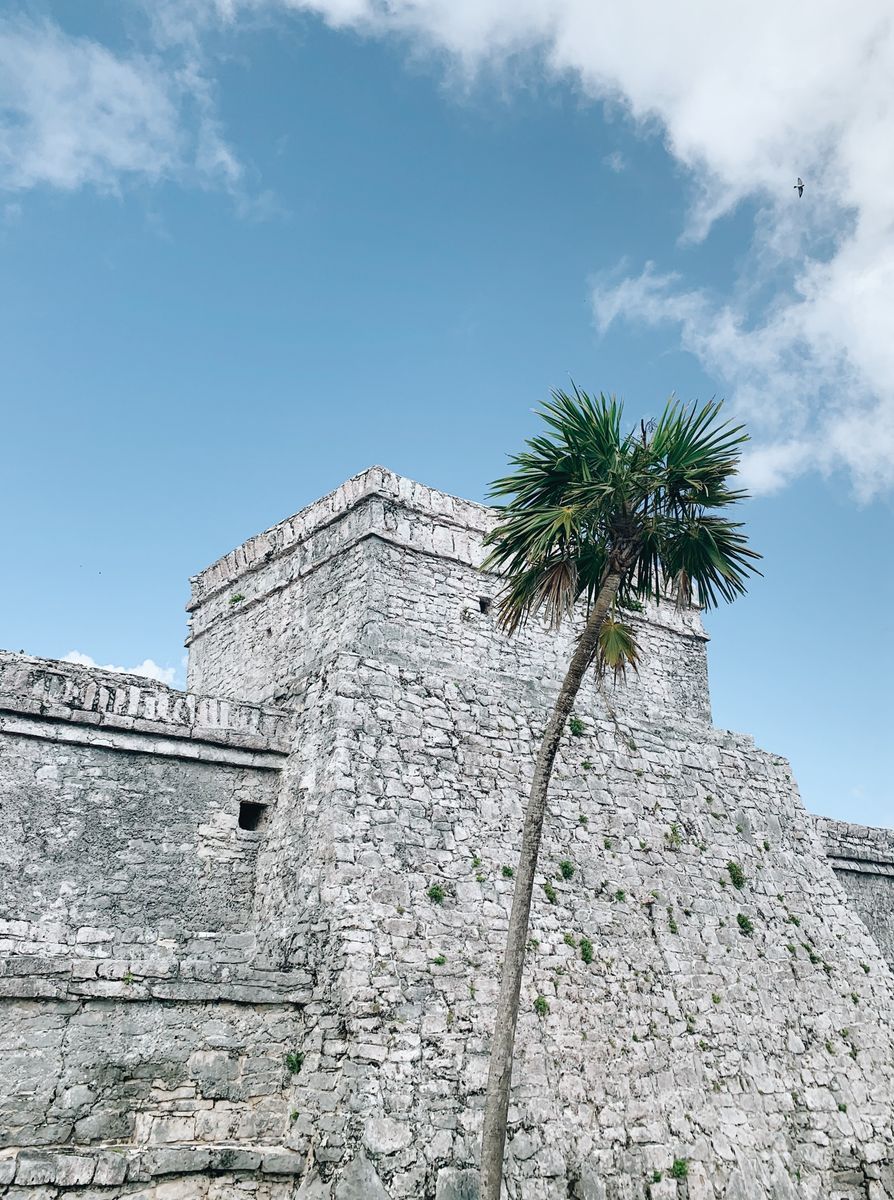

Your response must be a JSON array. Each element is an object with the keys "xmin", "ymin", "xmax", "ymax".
[{"xmin": 794, "ymin": 177, "xmax": 804, "ymax": 197}]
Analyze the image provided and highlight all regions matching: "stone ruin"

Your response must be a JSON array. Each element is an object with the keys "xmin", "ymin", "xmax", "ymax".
[{"xmin": 1, "ymin": 465, "xmax": 893, "ymax": 1199}]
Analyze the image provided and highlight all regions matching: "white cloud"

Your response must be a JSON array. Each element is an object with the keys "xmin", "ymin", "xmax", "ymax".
[
  {"xmin": 62, "ymin": 651, "xmax": 178, "ymax": 687},
  {"xmin": 203, "ymin": 0, "xmax": 893, "ymax": 497},
  {"xmin": 5, "ymin": 1, "xmax": 894, "ymax": 493},
  {"xmin": 0, "ymin": 15, "xmax": 240, "ymax": 195}
]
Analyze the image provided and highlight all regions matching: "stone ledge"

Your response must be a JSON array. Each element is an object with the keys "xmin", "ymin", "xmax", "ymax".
[
  {"xmin": 827, "ymin": 857, "xmax": 894, "ymax": 878},
  {"xmin": 0, "ymin": 1145, "xmax": 307, "ymax": 1188},
  {"xmin": 0, "ymin": 955, "xmax": 313, "ymax": 1005},
  {"xmin": 0, "ymin": 709, "xmax": 288, "ymax": 768}
]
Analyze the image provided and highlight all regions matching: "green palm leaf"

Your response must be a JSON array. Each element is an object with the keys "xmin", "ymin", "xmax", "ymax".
[
  {"xmin": 593, "ymin": 617, "xmax": 640, "ymax": 682},
  {"xmin": 485, "ymin": 386, "xmax": 760, "ymax": 629}
]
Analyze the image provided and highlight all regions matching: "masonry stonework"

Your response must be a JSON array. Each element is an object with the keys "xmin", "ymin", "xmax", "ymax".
[{"xmin": 1, "ymin": 466, "xmax": 892, "ymax": 1199}]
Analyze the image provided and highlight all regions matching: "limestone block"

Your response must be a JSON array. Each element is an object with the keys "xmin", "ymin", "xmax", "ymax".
[
  {"xmin": 363, "ymin": 1117, "xmax": 414, "ymax": 1155},
  {"xmin": 334, "ymin": 1154, "xmax": 391, "ymax": 1199},
  {"xmin": 434, "ymin": 1167, "xmax": 480, "ymax": 1200}
]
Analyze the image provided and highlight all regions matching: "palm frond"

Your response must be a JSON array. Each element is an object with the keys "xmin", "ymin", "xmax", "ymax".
[
  {"xmin": 592, "ymin": 617, "xmax": 640, "ymax": 682},
  {"xmin": 495, "ymin": 556, "xmax": 579, "ymax": 634},
  {"xmin": 652, "ymin": 399, "xmax": 751, "ymax": 509},
  {"xmin": 660, "ymin": 516, "xmax": 762, "ymax": 609}
]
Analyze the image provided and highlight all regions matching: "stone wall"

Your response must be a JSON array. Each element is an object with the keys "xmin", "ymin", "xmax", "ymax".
[
  {"xmin": 0, "ymin": 654, "xmax": 310, "ymax": 1187},
  {"xmin": 818, "ymin": 818, "xmax": 894, "ymax": 968},
  {"xmin": 186, "ymin": 467, "xmax": 711, "ymax": 729},
  {"xmin": 0, "ymin": 653, "xmax": 288, "ymax": 957},
  {"xmin": 1, "ymin": 467, "xmax": 893, "ymax": 1200}
]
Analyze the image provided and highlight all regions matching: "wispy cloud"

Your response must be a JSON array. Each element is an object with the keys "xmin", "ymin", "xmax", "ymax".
[
  {"xmin": 0, "ymin": 14, "xmax": 240, "ymax": 196},
  {"xmin": 62, "ymin": 650, "xmax": 178, "ymax": 687}
]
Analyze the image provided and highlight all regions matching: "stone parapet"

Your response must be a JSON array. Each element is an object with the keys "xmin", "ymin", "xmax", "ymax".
[
  {"xmin": 0, "ymin": 652, "xmax": 291, "ymax": 765},
  {"xmin": 187, "ymin": 465, "xmax": 491, "ymax": 609},
  {"xmin": 817, "ymin": 815, "xmax": 894, "ymax": 968},
  {"xmin": 818, "ymin": 815, "xmax": 894, "ymax": 874}
]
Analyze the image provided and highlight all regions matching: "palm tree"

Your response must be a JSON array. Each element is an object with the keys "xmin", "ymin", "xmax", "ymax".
[{"xmin": 478, "ymin": 388, "xmax": 761, "ymax": 1200}]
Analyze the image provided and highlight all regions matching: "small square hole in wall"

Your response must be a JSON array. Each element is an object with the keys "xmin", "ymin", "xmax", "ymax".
[
  {"xmin": 479, "ymin": 596, "xmax": 493, "ymax": 615},
  {"xmin": 238, "ymin": 801, "xmax": 266, "ymax": 831}
]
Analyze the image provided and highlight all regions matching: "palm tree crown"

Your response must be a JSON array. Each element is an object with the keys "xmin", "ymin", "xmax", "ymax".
[{"xmin": 484, "ymin": 387, "xmax": 761, "ymax": 646}]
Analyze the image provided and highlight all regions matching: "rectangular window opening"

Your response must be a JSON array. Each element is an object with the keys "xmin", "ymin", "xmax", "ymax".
[
  {"xmin": 238, "ymin": 801, "xmax": 267, "ymax": 831},
  {"xmin": 479, "ymin": 596, "xmax": 493, "ymax": 615}
]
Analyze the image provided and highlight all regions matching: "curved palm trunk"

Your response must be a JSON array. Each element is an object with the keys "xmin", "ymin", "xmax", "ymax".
[{"xmin": 479, "ymin": 572, "xmax": 622, "ymax": 1200}]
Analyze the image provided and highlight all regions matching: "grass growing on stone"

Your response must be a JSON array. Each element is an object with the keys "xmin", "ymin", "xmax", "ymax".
[
  {"xmin": 580, "ymin": 938, "xmax": 594, "ymax": 964},
  {"xmin": 543, "ymin": 882, "xmax": 558, "ymax": 904},
  {"xmin": 229, "ymin": 593, "xmax": 245, "ymax": 605},
  {"xmin": 563, "ymin": 932, "xmax": 576, "ymax": 947},
  {"xmin": 665, "ymin": 823, "xmax": 682, "ymax": 850},
  {"xmin": 559, "ymin": 860, "xmax": 575, "ymax": 880},
  {"xmin": 671, "ymin": 1159, "xmax": 689, "ymax": 1179},
  {"xmin": 736, "ymin": 913, "xmax": 754, "ymax": 937},
  {"xmin": 433, "ymin": 954, "xmax": 446, "ymax": 966},
  {"xmin": 501, "ymin": 865, "xmax": 514, "ymax": 878},
  {"xmin": 568, "ymin": 716, "xmax": 585, "ymax": 736},
  {"xmin": 427, "ymin": 884, "xmax": 445, "ymax": 904},
  {"xmin": 533, "ymin": 995, "xmax": 549, "ymax": 1017},
  {"xmin": 727, "ymin": 861, "xmax": 746, "ymax": 889},
  {"xmin": 285, "ymin": 1051, "xmax": 304, "ymax": 1074}
]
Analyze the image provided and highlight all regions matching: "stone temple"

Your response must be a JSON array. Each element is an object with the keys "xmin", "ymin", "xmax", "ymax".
[{"xmin": 2, "ymin": 466, "xmax": 894, "ymax": 1199}]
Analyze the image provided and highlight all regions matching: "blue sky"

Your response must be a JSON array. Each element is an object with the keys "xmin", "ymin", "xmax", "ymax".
[{"xmin": 1, "ymin": 2, "xmax": 891, "ymax": 827}]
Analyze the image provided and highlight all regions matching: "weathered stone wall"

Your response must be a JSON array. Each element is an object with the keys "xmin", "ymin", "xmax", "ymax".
[
  {"xmin": 0, "ymin": 655, "xmax": 311, "ymax": 1192},
  {"xmin": 1, "ymin": 467, "xmax": 893, "ymax": 1200},
  {"xmin": 275, "ymin": 650, "xmax": 894, "ymax": 1200},
  {"xmin": 186, "ymin": 467, "xmax": 711, "ymax": 729},
  {"xmin": 0, "ymin": 654, "xmax": 288, "ymax": 955},
  {"xmin": 818, "ymin": 818, "xmax": 894, "ymax": 968}
]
